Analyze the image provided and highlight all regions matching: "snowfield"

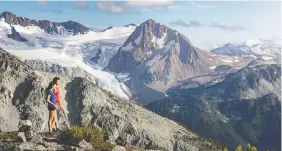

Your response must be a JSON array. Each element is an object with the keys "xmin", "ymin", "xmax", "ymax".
[{"xmin": 0, "ymin": 17, "xmax": 136, "ymax": 99}]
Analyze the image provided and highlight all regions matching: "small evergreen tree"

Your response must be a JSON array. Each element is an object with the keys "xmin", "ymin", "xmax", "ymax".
[
  {"xmin": 250, "ymin": 146, "xmax": 257, "ymax": 151},
  {"xmin": 236, "ymin": 145, "xmax": 243, "ymax": 151}
]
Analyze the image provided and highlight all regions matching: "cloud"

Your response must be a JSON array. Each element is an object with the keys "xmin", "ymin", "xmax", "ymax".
[
  {"xmin": 188, "ymin": 1, "xmax": 214, "ymax": 9},
  {"xmin": 125, "ymin": 0, "xmax": 174, "ymax": 11},
  {"xmin": 96, "ymin": 2, "xmax": 127, "ymax": 13},
  {"xmin": 125, "ymin": 1, "xmax": 173, "ymax": 7},
  {"xmin": 28, "ymin": 7, "xmax": 62, "ymax": 15},
  {"xmin": 209, "ymin": 23, "xmax": 247, "ymax": 32},
  {"xmin": 169, "ymin": 20, "xmax": 203, "ymax": 28},
  {"xmin": 37, "ymin": 0, "xmax": 47, "ymax": 5},
  {"xmin": 72, "ymin": 1, "xmax": 90, "ymax": 10}
]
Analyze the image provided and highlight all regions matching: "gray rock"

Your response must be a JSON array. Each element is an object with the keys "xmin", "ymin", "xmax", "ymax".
[
  {"xmin": 15, "ymin": 142, "xmax": 47, "ymax": 151},
  {"xmin": 78, "ymin": 139, "xmax": 93, "ymax": 150},
  {"xmin": 112, "ymin": 145, "xmax": 126, "ymax": 151},
  {"xmin": 25, "ymin": 130, "xmax": 35, "ymax": 138},
  {"xmin": 29, "ymin": 134, "xmax": 42, "ymax": 144},
  {"xmin": 17, "ymin": 132, "xmax": 26, "ymax": 142},
  {"xmin": 34, "ymin": 144, "xmax": 47, "ymax": 150},
  {"xmin": 18, "ymin": 120, "xmax": 32, "ymax": 132}
]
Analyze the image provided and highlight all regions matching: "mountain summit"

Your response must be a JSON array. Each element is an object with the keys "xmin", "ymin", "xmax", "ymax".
[
  {"xmin": 0, "ymin": 11, "xmax": 90, "ymax": 35},
  {"xmin": 107, "ymin": 19, "xmax": 212, "ymax": 103}
]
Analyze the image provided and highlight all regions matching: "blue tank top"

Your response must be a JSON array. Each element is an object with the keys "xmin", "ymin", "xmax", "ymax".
[{"xmin": 48, "ymin": 89, "xmax": 56, "ymax": 105}]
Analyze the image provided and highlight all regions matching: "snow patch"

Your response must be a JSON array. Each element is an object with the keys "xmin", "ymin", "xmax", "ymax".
[
  {"xmin": 244, "ymin": 39, "xmax": 260, "ymax": 46},
  {"xmin": 122, "ymin": 42, "xmax": 133, "ymax": 51},
  {"xmin": 209, "ymin": 66, "xmax": 216, "ymax": 70},
  {"xmin": 146, "ymin": 40, "xmax": 175, "ymax": 66},
  {"xmin": 134, "ymin": 30, "xmax": 142, "ymax": 45},
  {"xmin": 171, "ymin": 105, "xmax": 180, "ymax": 113},
  {"xmin": 151, "ymin": 33, "xmax": 167, "ymax": 49},
  {"xmin": 221, "ymin": 59, "xmax": 233, "ymax": 63},
  {"xmin": 261, "ymin": 56, "xmax": 273, "ymax": 60},
  {"xmin": 146, "ymin": 54, "xmax": 163, "ymax": 66},
  {"xmin": 116, "ymin": 73, "xmax": 131, "ymax": 82}
]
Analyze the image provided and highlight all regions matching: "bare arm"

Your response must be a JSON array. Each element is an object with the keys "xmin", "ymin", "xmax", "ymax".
[{"xmin": 47, "ymin": 94, "xmax": 56, "ymax": 106}]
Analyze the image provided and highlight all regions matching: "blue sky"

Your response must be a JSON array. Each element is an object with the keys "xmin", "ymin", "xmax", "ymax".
[{"xmin": 0, "ymin": 1, "xmax": 280, "ymax": 50}]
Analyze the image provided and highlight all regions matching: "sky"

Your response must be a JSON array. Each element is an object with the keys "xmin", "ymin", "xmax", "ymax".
[{"xmin": 0, "ymin": 1, "xmax": 281, "ymax": 50}]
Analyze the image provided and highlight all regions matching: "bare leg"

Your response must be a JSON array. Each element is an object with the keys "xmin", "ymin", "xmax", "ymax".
[
  {"xmin": 51, "ymin": 111, "xmax": 56, "ymax": 131},
  {"xmin": 48, "ymin": 111, "xmax": 54, "ymax": 133},
  {"xmin": 55, "ymin": 109, "xmax": 59, "ymax": 130},
  {"xmin": 53, "ymin": 110, "xmax": 59, "ymax": 131}
]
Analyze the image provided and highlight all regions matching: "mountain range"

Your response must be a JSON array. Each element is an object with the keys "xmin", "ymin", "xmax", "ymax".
[
  {"xmin": 0, "ymin": 11, "xmax": 281, "ymax": 151},
  {"xmin": 211, "ymin": 39, "xmax": 281, "ymax": 57},
  {"xmin": 148, "ymin": 63, "xmax": 281, "ymax": 151}
]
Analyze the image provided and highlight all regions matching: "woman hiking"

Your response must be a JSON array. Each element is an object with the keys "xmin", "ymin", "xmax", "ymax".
[
  {"xmin": 47, "ymin": 82, "xmax": 58, "ymax": 133},
  {"xmin": 53, "ymin": 77, "xmax": 60, "ymax": 131}
]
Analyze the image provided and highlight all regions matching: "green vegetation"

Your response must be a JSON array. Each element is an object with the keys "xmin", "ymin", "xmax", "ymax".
[
  {"xmin": 224, "ymin": 144, "xmax": 257, "ymax": 151},
  {"xmin": 235, "ymin": 145, "xmax": 243, "ymax": 151},
  {"xmin": 58, "ymin": 125, "xmax": 115, "ymax": 151},
  {"xmin": 182, "ymin": 135, "xmax": 226, "ymax": 151},
  {"xmin": 0, "ymin": 132, "xmax": 17, "ymax": 140},
  {"xmin": 124, "ymin": 146, "xmax": 145, "ymax": 151},
  {"xmin": 0, "ymin": 132, "xmax": 18, "ymax": 145}
]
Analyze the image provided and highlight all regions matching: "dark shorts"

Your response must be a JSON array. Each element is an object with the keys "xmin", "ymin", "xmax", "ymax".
[{"xmin": 48, "ymin": 104, "xmax": 56, "ymax": 111}]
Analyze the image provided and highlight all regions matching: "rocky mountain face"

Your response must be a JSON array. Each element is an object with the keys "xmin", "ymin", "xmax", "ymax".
[
  {"xmin": 148, "ymin": 63, "xmax": 281, "ymax": 151},
  {"xmin": 107, "ymin": 19, "xmax": 212, "ymax": 104},
  {"xmin": 0, "ymin": 47, "xmax": 222, "ymax": 151},
  {"xmin": 24, "ymin": 60, "xmax": 98, "ymax": 84},
  {"xmin": 0, "ymin": 11, "xmax": 90, "ymax": 36},
  {"xmin": 7, "ymin": 26, "xmax": 27, "ymax": 42},
  {"xmin": 211, "ymin": 39, "xmax": 281, "ymax": 57}
]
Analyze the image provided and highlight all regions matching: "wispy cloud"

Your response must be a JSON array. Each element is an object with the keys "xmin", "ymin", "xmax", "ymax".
[
  {"xmin": 169, "ymin": 20, "xmax": 203, "ymax": 28},
  {"xmin": 37, "ymin": 0, "xmax": 47, "ymax": 5},
  {"xmin": 188, "ymin": 1, "xmax": 214, "ymax": 9},
  {"xmin": 70, "ymin": 1, "xmax": 90, "ymax": 10},
  {"xmin": 96, "ymin": 1, "xmax": 174, "ymax": 13},
  {"xmin": 73, "ymin": 1, "xmax": 89, "ymax": 9},
  {"xmin": 209, "ymin": 22, "xmax": 247, "ymax": 32},
  {"xmin": 169, "ymin": 20, "xmax": 247, "ymax": 32},
  {"xmin": 96, "ymin": 2, "xmax": 127, "ymax": 14},
  {"xmin": 125, "ymin": 0, "xmax": 174, "ymax": 12},
  {"xmin": 125, "ymin": 1, "xmax": 174, "ymax": 7},
  {"xmin": 28, "ymin": 7, "xmax": 62, "ymax": 15}
]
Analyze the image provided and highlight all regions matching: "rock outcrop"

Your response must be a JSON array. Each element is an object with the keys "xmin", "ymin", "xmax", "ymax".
[{"xmin": 0, "ymin": 47, "xmax": 220, "ymax": 151}]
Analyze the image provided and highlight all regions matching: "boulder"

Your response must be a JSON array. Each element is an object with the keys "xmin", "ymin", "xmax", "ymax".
[
  {"xmin": 112, "ymin": 145, "xmax": 126, "ymax": 151},
  {"xmin": 18, "ymin": 120, "xmax": 32, "ymax": 132},
  {"xmin": 78, "ymin": 139, "xmax": 93, "ymax": 150},
  {"xmin": 29, "ymin": 133, "xmax": 42, "ymax": 144},
  {"xmin": 15, "ymin": 142, "xmax": 47, "ymax": 151},
  {"xmin": 17, "ymin": 132, "xmax": 26, "ymax": 142}
]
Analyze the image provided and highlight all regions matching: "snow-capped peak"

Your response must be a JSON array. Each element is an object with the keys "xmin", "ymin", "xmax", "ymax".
[
  {"xmin": 211, "ymin": 39, "xmax": 281, "ymax": 57},
  {"xmin": 244, "ymin": 39, "xmax": 261, "ymax": 47}
]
